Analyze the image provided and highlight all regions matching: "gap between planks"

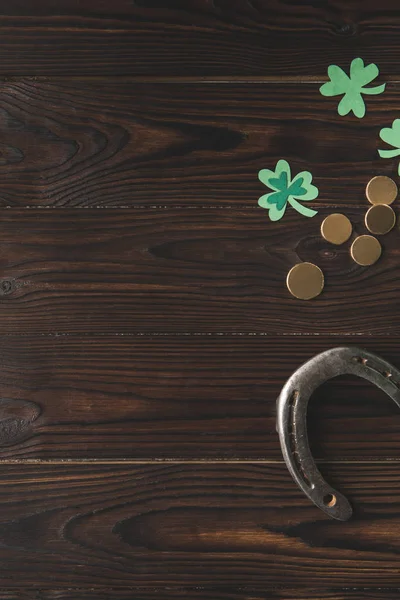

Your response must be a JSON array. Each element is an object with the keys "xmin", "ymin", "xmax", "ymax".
[
  {"xmin": 3, "ymin": 75, "xmax": 400, "ymax": 84},
  {"xmin": 1, "ymin": 459, "xmax": 400, "ymax": 465},
  {"xmin": 3, "ymin": 586, "xmax": 400, "ymax": 591},
  {"xmin": 0, "ymin": 76, "xmax": 334, "ymax": 84},
  {"xmin": 0, "ymin": 205, "xmax": 371, "ymax": 210},
  {"xmin": 0, "ymin": 332, "xmax": 394, "ymax": 338}
]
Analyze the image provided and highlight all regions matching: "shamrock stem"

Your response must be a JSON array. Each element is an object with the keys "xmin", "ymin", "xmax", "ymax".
[
  {"xmin": 289, "ymin": 199, "xmax": 318, "ymax": 218},
  {"xmin": 362, "ymin": 83, "xmax": 386, "ymax": 95},
  {"xmin": 378, "ymin": 148, "xmax": 400, "ymax": 158}
]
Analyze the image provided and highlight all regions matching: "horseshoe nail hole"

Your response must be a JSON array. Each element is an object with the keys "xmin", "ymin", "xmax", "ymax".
[
  {"xmin": 323, "ymin": 493, "xmax": 337, "ymax": 508},
  {"xmin": 353, "ymin": 356, "xmax": 368, "ymax": 365}
]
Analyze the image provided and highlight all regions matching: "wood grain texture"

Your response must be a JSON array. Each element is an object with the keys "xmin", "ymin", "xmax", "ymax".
[
  {"xmin": 0, "ymin": 1, "xmax": 399, "ymax": 77},
  {"xmin": 1, "ymin": 4, "xmax": 399, "ymax": 594},
  {"xmin": 0, "ymin": 463, "xmax": 399, "ymax": 588},
  {"xmin": 0, "ymin": 589, "xmax": 398, "ymax": 600},
  {"xmin": 0, "ymin": 335, "xmax": 400, "ymax": 460},
  {"xmin": 0, "ymin": 208, "xmax": 398, "ymax": 334},
  {"xmin": 0, "ymin": 80, "xmax": 397, "ymax": 208}
]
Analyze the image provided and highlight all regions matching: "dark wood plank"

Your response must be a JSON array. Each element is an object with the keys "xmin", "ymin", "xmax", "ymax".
[
  {"xmin": 1, "ymin": 335, "xmax": 400, "ymax": 460},
  {"xmin": 0, "ymin": 463, "xmax": 400, "ymax": 587},
  {"xmin": 0, "ymin": 588, "xmax": 398, "ymax": 600},
  {"xmin": 0, "ymin": 208, "xmax": 398, "ymax": 334},
  {"xmin": 0, "ymin": 80, "xmax": 398, "ymax": 208},
  {"xmin": 0, "ymin": 1, "xmax": 399, "ymax": 77}
]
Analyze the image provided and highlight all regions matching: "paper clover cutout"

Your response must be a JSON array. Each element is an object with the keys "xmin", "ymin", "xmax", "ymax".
[
  {"xmin": 258, "ymin": 160, "xmax": 319, "ymax": 221},
  {"xmin": 378, "ymin": 119, "xmax": 400, "ymax": 175},
  {"xmin": 320, "ymin": 57, "xmax": 385, "ymax": 119}
]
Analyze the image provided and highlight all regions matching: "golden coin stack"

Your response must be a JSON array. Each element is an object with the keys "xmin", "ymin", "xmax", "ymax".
[{"xmin": 286, "ymin": 176, "xmax": 398, "ymax": 300}]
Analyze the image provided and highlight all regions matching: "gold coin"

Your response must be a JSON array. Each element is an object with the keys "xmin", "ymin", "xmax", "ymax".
[
  {"xmin": 321, "ymin": 213, "xmax": 352, "ymax": 245},
  {"xmin": 365, "ymin": 204, "xmax": 396, "ymax": 235},
  {"xmin": 350, "ymin": 235, "xmax": 382, "ymax": 266},
  {"xmin": 286, "ymin": 262, "xmax": 324, "ymax": 300},
  {"xmin": 366, "ymin": 176, "xmax": 398, "ymax": 205}
]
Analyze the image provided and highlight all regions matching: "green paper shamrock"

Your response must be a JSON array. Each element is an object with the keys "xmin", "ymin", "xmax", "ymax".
[
  {"xmin": 258, "ymin": 159, "xmax": 319, "ymax": 221},
  {"xmin": 378, "ymin": 119, "xmax": 400, "ymax": 175},
  {"xmin": 319, "ymin": 57, "xmax": 385, "ymax": 118}
]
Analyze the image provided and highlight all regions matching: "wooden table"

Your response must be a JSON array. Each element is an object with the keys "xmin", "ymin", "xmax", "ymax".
[{"xmin": 0, "ymin": 1, "xmax": 399, "ymax": 597}]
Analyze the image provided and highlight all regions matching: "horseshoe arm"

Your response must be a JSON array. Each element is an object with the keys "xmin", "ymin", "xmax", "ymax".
[{"xmin": 276, "ymin": 346, "xmax": 400, "ymax": 520}]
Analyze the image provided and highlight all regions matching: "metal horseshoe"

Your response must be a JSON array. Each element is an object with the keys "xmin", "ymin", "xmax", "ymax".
[{"xmin": 276, "ymin": 346, "xmax": 400, "ymax": 521}]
